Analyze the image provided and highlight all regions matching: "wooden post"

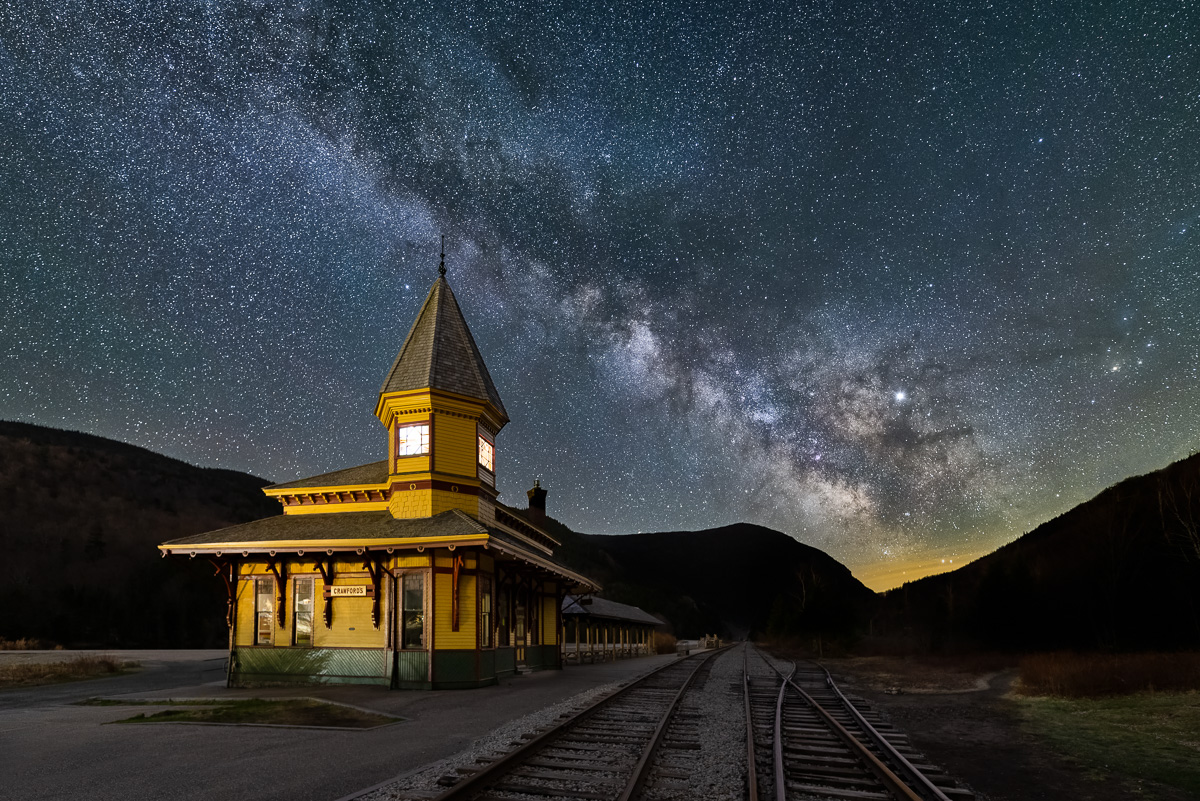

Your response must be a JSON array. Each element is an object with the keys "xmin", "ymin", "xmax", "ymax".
[
  {"xmin": 574, "ymin": 618, "xmax": 580, "ymax": 664},
  {"xmin": 451, "ymin": 554, "xmax": 463, "ymax": 632}
]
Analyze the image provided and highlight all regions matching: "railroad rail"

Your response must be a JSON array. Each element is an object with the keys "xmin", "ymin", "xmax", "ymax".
[
  {"xmin": 746, "ymin": 644, "xmax": 973, "ymax": 801},
  {"xmin": 425, "ymin": 646, "xmax": 730, "ymax": 801}
]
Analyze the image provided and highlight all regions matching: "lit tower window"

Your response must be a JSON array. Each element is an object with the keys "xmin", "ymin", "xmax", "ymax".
[
  {"xmin": 478, "ymin": 435, "xmax": 494, "ymax": 472},
  {"xmin": 397, "ymin": 423, "xmax": 430, "ymax": 456}
]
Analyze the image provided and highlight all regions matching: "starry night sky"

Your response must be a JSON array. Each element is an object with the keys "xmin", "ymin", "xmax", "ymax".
[{"xmin": 3, "ymin": 1, "xmax": 1198, "ymax": 589}]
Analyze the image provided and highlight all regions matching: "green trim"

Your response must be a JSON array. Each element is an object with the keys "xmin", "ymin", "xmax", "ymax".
[
  {"xmin": 495, "ymin": 647, "xmax": 516, "ymax": 676},
  {"xmin": 523, "ymin": 644, "xmax": 560, "ymax": 671},
  {"xmin": 432, "ymin": 649, "xmax": 480, "ymax": 684}
]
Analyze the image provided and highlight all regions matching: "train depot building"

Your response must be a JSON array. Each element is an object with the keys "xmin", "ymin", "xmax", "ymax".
[{"xmin": 160, "ymin": 263, "xmax": 599, "ymax": 689}]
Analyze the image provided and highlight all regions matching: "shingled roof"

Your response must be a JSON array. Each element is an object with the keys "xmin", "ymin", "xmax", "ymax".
[
  {"xmin": 160, "ymin": 509, "xmax": 489, "ymax": 548},
  {"xmin": 380, "ymin": 275, "xmax": 508, "ymax": 423},
  {"xmin": 561, "ymin": 595, "xmax": 663, "ymax": 626},
  {"xmin": 158, "ymin": 510, "xmax": 598, "ymax": 590},
  {"xmin": 267, "ymin": 460, "xmax": 389, "ymax": 490}
]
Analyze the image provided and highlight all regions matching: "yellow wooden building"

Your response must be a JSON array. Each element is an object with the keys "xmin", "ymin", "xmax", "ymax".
[{"xmin": 160, "ymin": 260, "xmax": 597, "ymax": 688}]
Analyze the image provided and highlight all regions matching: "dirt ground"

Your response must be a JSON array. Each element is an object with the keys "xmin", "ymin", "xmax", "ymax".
[{"xmin": 821, "ymin": 657, "xmax": 1194, "ymax": 801}]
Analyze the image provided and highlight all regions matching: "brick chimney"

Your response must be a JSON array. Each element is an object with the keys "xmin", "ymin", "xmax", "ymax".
[{"xmin": 526, "ymin": 479, "xmax": 547, "ymax": 523}]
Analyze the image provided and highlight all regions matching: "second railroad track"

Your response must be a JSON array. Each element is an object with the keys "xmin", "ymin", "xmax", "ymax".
[{"xmin": 393, "ymin": 643, "xmax": 973, "ymax": 801}]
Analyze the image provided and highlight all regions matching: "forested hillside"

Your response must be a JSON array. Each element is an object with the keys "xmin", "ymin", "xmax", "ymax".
[
  {"xmin": 876, "ymin": 452, "xmax": 1200, "ymax": 652},
  {"xmin": 0, "ymin": 421, "xmax": 279, "ymax": 647}
]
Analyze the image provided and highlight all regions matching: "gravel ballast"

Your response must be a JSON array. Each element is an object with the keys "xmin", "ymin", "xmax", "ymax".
[
  {"xmin": 352, "ymin": 679, "xmax": 628, "ymax": 800},
  {"xmin": 643, "ymin": 646, "xmax": 748, "ymax": 800},
  {"xmin": 349, "ymin": 649, "xmax": 750, "ymax": 801}
]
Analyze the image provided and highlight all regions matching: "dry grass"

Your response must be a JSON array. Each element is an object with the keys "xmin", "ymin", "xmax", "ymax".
[
  {"xmin": 653, "ymin": 631, "xmax": 677, "ymax": 655},
  {"xmin": 0, "ymin": 637, "xmax": 63, "ymax": 651},
  {"xmin": 0, "ymin": 654, "xmax": 138, "ymax": 687},
  {"xmin": 1018, "ymin": 652, "xmax": 1200, "ymax": 698},
  {"xmin": 817, "ymin": 654, "xmax": 1015, "ymax": 693}
]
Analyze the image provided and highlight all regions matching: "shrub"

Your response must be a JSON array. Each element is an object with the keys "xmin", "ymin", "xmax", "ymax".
[
  {"xmin": 1018, "ymin": 652, "xmax": 1200, "ymax": 697},
  {"xmin": 653, "ymin": 631, "xmax": 677, "ymax": 655},
  {"xmin": 0, "ymin": 637, "xmax": 58, "ymax": 650}
]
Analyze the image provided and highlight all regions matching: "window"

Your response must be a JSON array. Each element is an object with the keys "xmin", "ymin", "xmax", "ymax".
[
  {"xmin": 401, "ymin": 573, "xmax": 425, "ymax": 650},
  {"xmin": 515, "ymin": 588, "xmax": 527, "ymax": 644},
  {"xmin": 478, "ymin": 435, "xmax": 494, "ymax": 472},
  {"xmin": 497, "ymin": 585, "xmax": 510, "ymax": 647},
  {"xmin": 529, "ymin": 592, "xmax": 540, "ymax": 646},
  {"xmin": 293, "ymin": 578, "xmax": 314, "ymax": 646},
  {"xmin": 479, "ymin": 577, "xmax": 493, "ymax": 648},
  {"xmin": 397, "ymin": 423, "xmax": 430, "ymax": 457},
  {"xmin": 255, "ymin": 578, "xmax": 273, "ymax": 645}
]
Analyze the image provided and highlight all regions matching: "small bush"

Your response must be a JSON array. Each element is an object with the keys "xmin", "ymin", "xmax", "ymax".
[
  {"xmin": 0, "ymin": 637, "xmax": 58, "ymax": 650},
  {"xmin": 653, "ymin": 631, "xmax": 677, "ymax": 655},
  {"xmin": 1019, "ymin": 652, "xmax": 1200, "ymax": 697}
]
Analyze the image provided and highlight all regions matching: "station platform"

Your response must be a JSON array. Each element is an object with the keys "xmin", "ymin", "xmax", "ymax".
[{"xmin": 2, "ymin": 649, "xmax": 680, "ymax": 801}]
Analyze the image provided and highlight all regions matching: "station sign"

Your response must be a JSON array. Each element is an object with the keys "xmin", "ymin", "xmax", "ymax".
[{"xmin": 324, "ymin": 585, "xmax": 375, "ymax": 598}]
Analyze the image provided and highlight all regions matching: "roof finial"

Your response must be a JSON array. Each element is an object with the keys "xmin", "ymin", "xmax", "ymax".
[{"xmin": 438, "ymin": 235, "xmax": 446, "ymax": 276}]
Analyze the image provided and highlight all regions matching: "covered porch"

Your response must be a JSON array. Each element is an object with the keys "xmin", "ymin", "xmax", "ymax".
[{"xmin": 560, "ymin": 595, "xmax": 662, "ymax": 664}]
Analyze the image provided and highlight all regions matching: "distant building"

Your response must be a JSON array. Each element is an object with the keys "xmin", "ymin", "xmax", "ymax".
[
  {"xmin": 160, "ymin": 259, "xmax": 598, "ymax": 689},
  {"xmin": 561, "ymin": 595, "xmax": 663, "ymax": 662}
]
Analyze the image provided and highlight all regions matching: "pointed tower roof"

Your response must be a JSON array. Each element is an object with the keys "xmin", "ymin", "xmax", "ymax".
[{"xmin": 381, "ymin": 275, "xmax": 509, "ymax": 424}]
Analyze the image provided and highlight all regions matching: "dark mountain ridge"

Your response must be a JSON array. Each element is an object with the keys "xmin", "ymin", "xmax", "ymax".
[
  {"xmin": 875, "ymin": 451, "xmax": 1200, "ymax": 652},
  {"xmin": 547, "ymin": 519, "xmax": 878, "ymax": 640}
]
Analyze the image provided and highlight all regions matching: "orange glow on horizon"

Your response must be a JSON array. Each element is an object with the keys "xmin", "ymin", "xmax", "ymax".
[{"xmin": 850, "ymin": 547, "xmax": 995, "ymax": 593}]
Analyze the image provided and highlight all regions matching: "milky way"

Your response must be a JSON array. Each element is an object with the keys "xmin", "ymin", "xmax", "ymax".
[{"xmin": 2, "ymin": 2, "xmax": 1198, "ymax": 588}]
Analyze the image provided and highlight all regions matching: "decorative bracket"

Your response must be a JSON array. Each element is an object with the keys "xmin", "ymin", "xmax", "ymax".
[
  {"xmin": 363, "ymin": 556, "xmax": 383, "ymax": 629},
  {"xmin": 266, "ymin": 559, "xmax": 287, "ymax": 627},
  {"xmin": 208, "ymin": 558, "xmax": 235, "ymax": 629},
  {"xmin": 316, "ymin": 557, "xmax": 334, "ymax": 628}
]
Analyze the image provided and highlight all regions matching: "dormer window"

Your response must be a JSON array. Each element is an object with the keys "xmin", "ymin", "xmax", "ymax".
[
  {"xmin": 397, "ymin": 423, "xmax": 430, "ymax": 457},
  {"xmin": 478, "ymin": 435, "xmax": 494, "ymax": 472}
]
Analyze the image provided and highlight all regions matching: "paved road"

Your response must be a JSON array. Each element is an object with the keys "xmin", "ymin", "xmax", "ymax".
[{"xmin": 0, "ymin": 650, "xmax": 678, "ymax": 801}]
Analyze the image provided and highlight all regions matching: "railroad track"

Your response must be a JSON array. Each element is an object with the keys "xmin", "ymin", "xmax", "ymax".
[
  {"xmin": 421, "ymin": 646, "xmax": 730, "ymax": 801},
  {"xmin": 745, "ymin": 644, "xmax": 973, "ymax": 801}
]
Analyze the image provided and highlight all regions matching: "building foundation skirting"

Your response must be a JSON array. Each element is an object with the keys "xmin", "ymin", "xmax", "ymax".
[
  {"xmin": 230, "ymin": 647, "xmax": 391, "ymax": 687},
  {"xmin": 494, "ymin": 646, "xmax": 517, "ymax": 677},
  {"xmin": 431, "ymin": 649, "xmax": 497, "ymax": 689},
  {"xmin": 522, "ymin": 644, "xmax": 561, "ymax": 671},
  {"xmin": 228, "ymin": 646, "xmax": 565, "ymax": 688}
]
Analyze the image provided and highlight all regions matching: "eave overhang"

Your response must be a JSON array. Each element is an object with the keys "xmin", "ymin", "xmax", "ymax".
[
  {"xmin": 158, "ymin": 534, "xmax": 491, "ymax": 558},
  {"xmin": 485, "ymin": 536, "xmax": 599, "ymax": 592}
]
